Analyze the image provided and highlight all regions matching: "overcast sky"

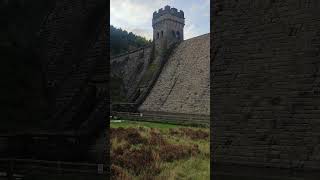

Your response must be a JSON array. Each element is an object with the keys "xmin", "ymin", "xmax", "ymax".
[{"xmin": 110, "ymin": 0, "xmax": 210, "ymax": 40}]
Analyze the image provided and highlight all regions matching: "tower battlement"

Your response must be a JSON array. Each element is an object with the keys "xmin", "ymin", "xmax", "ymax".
[{"xmin": 153, "ymin": 5, "xmax": 184, "ymax": 19}]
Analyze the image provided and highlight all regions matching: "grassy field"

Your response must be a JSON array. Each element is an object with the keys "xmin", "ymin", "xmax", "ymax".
[{"xmin": 110, "ymin": 120, "xmax": 210, "ymax": 180}]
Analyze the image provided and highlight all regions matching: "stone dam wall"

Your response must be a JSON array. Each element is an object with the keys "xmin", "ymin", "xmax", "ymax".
[
  {"xmin": 212, "ymin": 0, "xmax": 320, "ymax": 178},
  {"xmin": 111, "ymin": 45, "xmax": 153, "ymax": 102},
  {"xmin": 140, "ymin": 34, "xmax": 210, "ymax": 115}
]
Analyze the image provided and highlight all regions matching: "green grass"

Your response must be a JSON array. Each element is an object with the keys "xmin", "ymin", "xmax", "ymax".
[
  {"xmin": 111, "ymin": 120, "xmax": 185, "ymax": 129},
  {"xmin": 110, "ymin": 119, "xmax": 208, "ymax": 133},
  {"xmin": 158, "ymin": 157, "xmax": 210, "ymax": 180},
  {"xmin": 110, "ymin": 76, "xmax": 127, "ymax": 103},
  {"xmin": 139, "ymin": 62, "xmax": 159, "ymax": 84}
]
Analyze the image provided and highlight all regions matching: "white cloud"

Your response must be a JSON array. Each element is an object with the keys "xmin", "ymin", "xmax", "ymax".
[
  {"xmin": 190, "ymin": 3, "xmax": 200, "ymax": 13},
  {"xmin": 189, "ymin": 0, "xmax": 210, "ymax": 17},
  {"xmin": 111, "ymin": 0, "xmax": 175, "ymax": 39},
  {"xmin": 131, "ymin": 28, "xmax": 153, "ymax": 40},
  {"xmin": 184, "ymin": 24, "xmax": 199, "ymax": 39}
]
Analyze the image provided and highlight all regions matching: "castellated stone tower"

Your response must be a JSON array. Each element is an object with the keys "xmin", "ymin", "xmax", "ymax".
[{"xmin": 152, "ymin": 5, "xmax": 185, "ymax": 56}]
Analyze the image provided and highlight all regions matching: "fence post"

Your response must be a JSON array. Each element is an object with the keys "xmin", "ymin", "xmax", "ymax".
[{"xmin": 97, "ymin": 164, "xmax": 104, "ymax": 174}]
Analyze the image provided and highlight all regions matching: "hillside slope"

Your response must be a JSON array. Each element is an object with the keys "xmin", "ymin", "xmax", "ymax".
[{"xmin": 139, "ymin": 33, "xmax": 210, "ymax": 115}]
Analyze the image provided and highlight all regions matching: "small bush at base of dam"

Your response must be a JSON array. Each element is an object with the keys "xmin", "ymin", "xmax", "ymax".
[{"xmin": 110, "ymin": 120, "xmax": 210, "ymax": 179}]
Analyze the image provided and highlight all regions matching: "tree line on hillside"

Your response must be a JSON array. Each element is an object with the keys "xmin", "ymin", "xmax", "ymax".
[{"xmin": 110, "ymin": 25, "xmax": 151, "ymax": 56}]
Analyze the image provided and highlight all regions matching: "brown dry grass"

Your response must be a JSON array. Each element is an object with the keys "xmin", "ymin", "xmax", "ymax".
[
  {"xmin": 170, "ymin": 128, "xmax": 209, "ymax": 140},
  {"xmin": 110, "ymin": 124, "xmax": 209, "ymax": 179}
]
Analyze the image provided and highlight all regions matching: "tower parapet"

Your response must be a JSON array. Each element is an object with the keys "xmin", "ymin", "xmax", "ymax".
[
  {"xmin": 152, "ymin": 5, "xmax": 184, "ymax": 28},
  {"xmin": 152, "ymin": 5, "xmax": 184, "ymax": 19}
]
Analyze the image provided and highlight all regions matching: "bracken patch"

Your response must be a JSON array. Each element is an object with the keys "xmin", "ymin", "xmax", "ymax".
[
  {"xmin": 113, "ymin": 146, "xmax": 161, "ymax": 175},
  {"xmin": 110, "ymin": 126, "xmax": 204, "ymax": 178},
  {"xmin": 111, "ymin": 127, "xmax": 147, "ymax": 145},
  {"xmin": 148, "ymin": 130, "xmax": 167, "ymax": 146},
  {"xmin": 159, "ymin": 144, "xmax": 200, "ymax": 162},
  {"xmin": 171, "ymin": 128, "xmax": 209, "ymax": 140},
  {"xmin": 111, "ymin": 165, "xmax": 131, "ymax": 180}
]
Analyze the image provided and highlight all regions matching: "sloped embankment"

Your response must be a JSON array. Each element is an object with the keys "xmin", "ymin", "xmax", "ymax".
[
  {"xmin": 111, "ymin": 45, "xmax": 153, "ymax": 103},
  {"xmin": 139, "ymin": 34, "xmax": 210, "ymax": 115}
]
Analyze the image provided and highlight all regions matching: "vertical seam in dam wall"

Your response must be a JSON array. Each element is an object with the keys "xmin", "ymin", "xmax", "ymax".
[
  {"xmin": 159, "ymin": 53, "xmax": 182, "ymax": 107},
  {"xmin": 160, "ymin": 74, "xmax": 180, "ymax": 106},
  {"xmin": 134, "ymin": 48, "xmax": 171, "ymax": 106}
]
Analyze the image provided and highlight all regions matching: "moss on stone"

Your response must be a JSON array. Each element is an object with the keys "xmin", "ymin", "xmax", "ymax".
[{"xmin": 110, "ymin": 76, "xmax": 127, "ymax": 103}]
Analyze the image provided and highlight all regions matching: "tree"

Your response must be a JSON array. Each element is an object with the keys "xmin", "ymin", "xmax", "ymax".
[{"xmin": 110, "ymin": 25, "xmax": 150, "ymax": 56}]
